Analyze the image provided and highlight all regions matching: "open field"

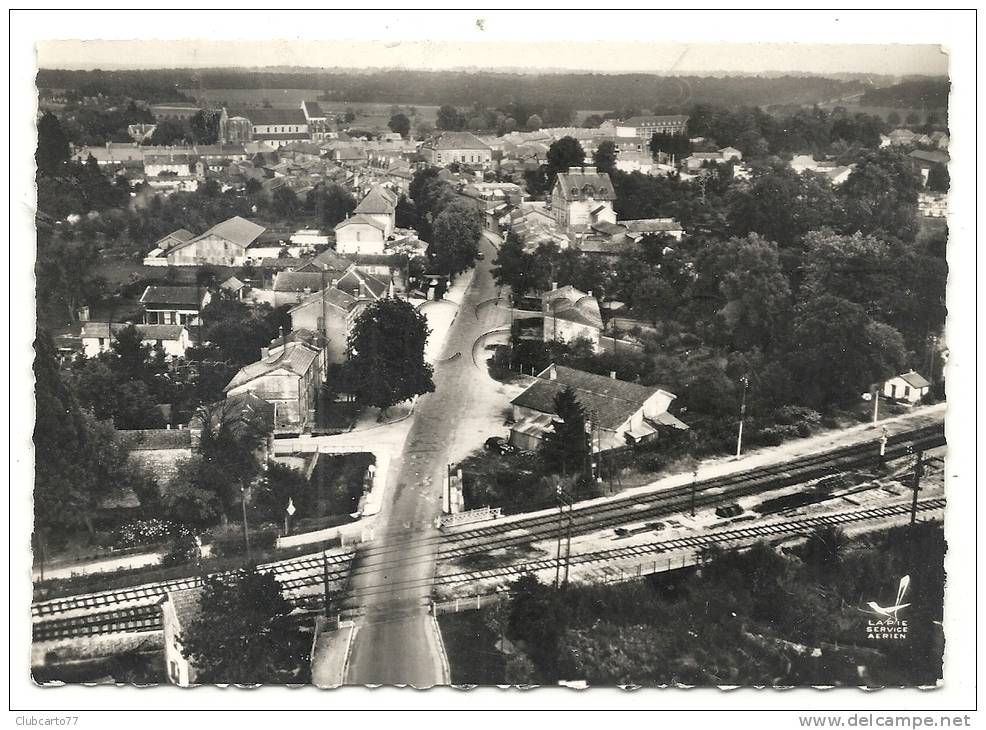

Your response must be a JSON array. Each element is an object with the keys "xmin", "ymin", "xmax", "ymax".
[{"xmin": 178, "ymin": 87, "xmax": 324, "ymax": 108}]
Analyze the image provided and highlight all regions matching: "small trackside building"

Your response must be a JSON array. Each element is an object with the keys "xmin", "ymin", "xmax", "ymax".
[
  {"xmin": 883, "ymin": 370, "xmax": 931, "ymax": 403},
  {"xmin": 160, "ymin": 586, "xmax": 204, "ymax": 687}
]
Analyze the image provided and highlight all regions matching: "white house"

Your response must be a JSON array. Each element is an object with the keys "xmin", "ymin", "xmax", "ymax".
[
  {"xmin": 883, "ymin": 370, "xmax": 931, "ymax": 403},
  {"xmin": 81, "ymin": 322, "xmax": 191, "ymax": 360},
  {"xmin": 160, "ymin": 587, "xmax": 203, "ymax": 686},
  {"xmin": 352, "ymin": 185, "xmax": 397, "ymax": 237},
  {"xmin": 335, "ymin": 214, "xmax": 388, "ymax": 255}
]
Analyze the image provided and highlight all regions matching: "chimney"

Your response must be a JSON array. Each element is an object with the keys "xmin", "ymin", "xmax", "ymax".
[
  {"xmin": 610, "ymin": 371, "xmax": 617, "ymax": 380},
  {"xmin": 552, "ymin": 282, "xmax": 558, "ymax": 291},
  {"xmin": 330, "ymin": 278, "xmax": 338, "ymax": 288},
  {"xmin": 587, "ymin": 290, "xmax": 593, "ymax": 298},
  {"xmin": 548, "ymin": 365, "xmax": 557, "ymax": 380},
  {"xmin": 584, "ymin": 166, "xmax": 597, "ymax": 174},
  {"xmin": 166, "ymin": 424, "xmax": 172, "ymax": 430},
  {"xmin": 261, "ymin": 346, "xmax": 269, "ymax": 359}
]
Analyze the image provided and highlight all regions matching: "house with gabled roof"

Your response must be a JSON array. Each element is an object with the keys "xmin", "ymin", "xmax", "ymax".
[
  {"xmin": 160, "ymin": 216, "xmax": 267, "ymax": 266},
  {"xmin": 509, "ymin": 364, "xmax": 688, "ymax": 452},
  {"xmin": 352, "ymin": 185, "xmax": 398, "ymax": 237},
  {"xmin": 140, "ymin": 285, "xmax": 211, "ymax": 327},
  {"xmin": 223, "ymin": 340, "xmax": 324, "ymax": 433},
  {"xmin": 550, "ymin": 167, "xmax": 617, "ymax": 232},
  {"xmin": 883, "ymin": 370, "xmax": 931, "ymax": 404},
  {"xmin": 161, "ymin": 586, "xmax": 204, "ymax": 686},
  {"xmin": 335, "ymin": 214, "xmax": 388, "ymax": 255},
  {"xmin": 81, "ymin": 321, "xmax": 191, "ymax": 359}
]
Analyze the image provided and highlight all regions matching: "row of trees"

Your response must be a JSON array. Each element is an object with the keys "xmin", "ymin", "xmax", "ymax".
[
  {"xmin": 407, "ymin": 168, "xmax": 484, "ymax": 276},
  {"xmin": 435, "ymin": 100, "xmax": 573, "ymax": 134}
]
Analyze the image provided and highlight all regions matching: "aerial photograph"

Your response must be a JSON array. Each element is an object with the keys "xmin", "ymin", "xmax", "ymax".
[{"xmin": 26, "ymin": 20, "xmax": 954, "ymax": 699}]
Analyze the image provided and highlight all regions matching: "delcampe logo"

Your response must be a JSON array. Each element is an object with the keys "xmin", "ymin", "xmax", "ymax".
[{"xmin": 863, "ymin": 576, "xmax": 911, "ymax": 640}]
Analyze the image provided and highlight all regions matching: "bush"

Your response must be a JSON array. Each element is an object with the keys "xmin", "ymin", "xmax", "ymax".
[
  {"xmin": 112, "ymin": 519, "xmax": 183, "ymax": 550},
  {"xmin": 771, "ymin": 405, "xmax": 823, "ymax": 437}
]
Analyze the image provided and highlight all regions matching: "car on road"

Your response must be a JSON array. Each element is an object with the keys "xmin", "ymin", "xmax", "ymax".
[
  {"xmin": 484, "ymin": 436, "xmax": 515, "ymax": 455},
  {"xmin": 476, "ymin": 251, "xmax": 485, "ymax": 260}
]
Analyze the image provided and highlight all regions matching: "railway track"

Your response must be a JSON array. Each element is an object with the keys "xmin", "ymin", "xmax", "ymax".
[
  {"xmin": 337, "ymin": 497, "xmax": 947, "ymax": 608},
  {"xmin": 32, "ymin": 547, "xmax": 358, "ymax": 620},
  {"xmin": 344, "ymin": 422, "xmax": 946, "ymax": 570},
  {"xmin": 32, "ymin": 421, "xmax": 943, "ymax": 636}
]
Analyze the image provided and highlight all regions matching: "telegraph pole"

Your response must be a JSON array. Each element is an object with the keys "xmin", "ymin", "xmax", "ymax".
[
  {"xmin": 690, "ymin": 469, "xmax": 698, "ymax": 517},
  {"xmin": 910, "ymin": 451, "xmax": 924, "ymax": 526},
  {"xmin": 322, "ymin": 550, "xmax": 331, "ymax": 617},
  {"xmin": 240, "ymin": 484, "xmax": 251, "ymax": 560},
  {"xmin": 735, "ymin": 376, "xmax": 749, "ymax": 458}
]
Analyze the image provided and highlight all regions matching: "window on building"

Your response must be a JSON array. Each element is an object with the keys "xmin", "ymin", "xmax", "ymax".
[
  {"xmin": 169, "ymin": 661, "xmax": 180, "ymax": 683},
  {"xmin": 904, "ymin": 386, "xmax": 911, "ymax": 398}
]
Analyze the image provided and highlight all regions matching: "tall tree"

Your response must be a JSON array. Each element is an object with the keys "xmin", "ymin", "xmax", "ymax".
[
  {"xmin": 786, "ymin": 294, "xmax": 906, "ymax": 409},
  {"xmin": 592, "ymin": 140, "xmax": 618, "ymax": 175},
  {"xmin": 181, "ymin": 567, "xmax": 309, "ymax": 684},
  {"xmin": 194, "ymin": 399, "xmax": 271, "ymax": 519},
  {"xmin": 306, "ymin": 183, "xmax": 356, "ymax": 227},
  {"xmin": 36, "ymin": 111, "xmax": 70, "ymax": 176},
  {"xmin": 546, "ymin": 136, "xmax": 586, "ymax": 180},
  {"xmin": 436, "ymin": 104, "xmax": 465, "ymax": 131},
  {"xmin": 34, "ymin": 331, "xmax": 142, "ymax": 537},
  {"xmin": 388, "ymin": 113, "xmax": 411, "ymax": 138},
  {"xmin": 343, "ymin": 298, "xmax": 435, "ymax": 413},
  {"xmin": 708, "ymin": 234, "xmax": 793, "ymax": 352},
  {"xmin": 189, "ymin": 110, "xmax": 220, "ymax": 145},
  {"xmin": 539, "ymin": 386, "xmax": 589, "ymax": 476},
  {"xmin": 839, "ymin": 149, "xmax": 922, "ymax": 242},
  {"xmin": 491, "ymin": 231, "xmax": 548, "ymax": 299},
  {"xmin": 430, "ymin": 198, "xmax": 483, "ymax": 275}
]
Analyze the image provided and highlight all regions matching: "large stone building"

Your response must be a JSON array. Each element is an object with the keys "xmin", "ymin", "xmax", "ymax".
[
  {"xmin": 550, "ymin": 167, "xmax": 617, "ymax": 232},
  {"xmin": 420, "ymin": 131, "xmax": 493, "ymax": 166},
  {"xmin": 615, "ymin": 115, "xmax": 689, "ymax": 138},
  {"xmin": 219, "ymin": 107, "xmax": 310, "ymax": 148}
]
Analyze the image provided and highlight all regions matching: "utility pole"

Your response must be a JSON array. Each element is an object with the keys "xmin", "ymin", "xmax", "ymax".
[
  {"xmin": 910, "ymin": 451, "xmax": 924, "ymax": 525},
  {"xmin": 872, "ymin": 384, "xmax": 881, "ymax": 424},
  {"xmin": 554, "ymin": 483, "xmax": 564, "ymax": 590},
  {"xmin": 322, "ymin": 550, "xmax": 331, "ymax": 617},
  {"xmin": 240, "ymin": 484, "xmax": 252, "ymax": 561},
  {"xmin": 735, "ymin": 376, "xmax": 749, "ymax": 458},
  {"xmin": 690, "ymin": 469, "xmax": 698, "ymax": 517}
]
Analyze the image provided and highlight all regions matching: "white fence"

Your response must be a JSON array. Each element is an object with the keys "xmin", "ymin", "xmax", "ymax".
[{"xmin": 438, "ymin": 506, "xmax": 502, "ymax": 529}]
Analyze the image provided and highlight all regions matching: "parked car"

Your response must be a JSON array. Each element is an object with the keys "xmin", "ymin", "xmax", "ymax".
[{"xmin": 484, "ymin": 436, "xmax": 515, "ymax": 455}]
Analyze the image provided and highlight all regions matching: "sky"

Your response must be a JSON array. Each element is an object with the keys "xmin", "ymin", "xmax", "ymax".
[
  {"xmin": 32, "ymin": 11, "xmax": 948, "ymax": 77},
  {"xmin": 36, "ymin": 39, "xmax": 947, "ymax": 77}
]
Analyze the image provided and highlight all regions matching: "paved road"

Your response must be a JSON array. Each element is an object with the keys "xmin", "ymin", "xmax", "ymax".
[{"xmin": 344, "ymin": 234, "xmax": 508, "ymax": 686}]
